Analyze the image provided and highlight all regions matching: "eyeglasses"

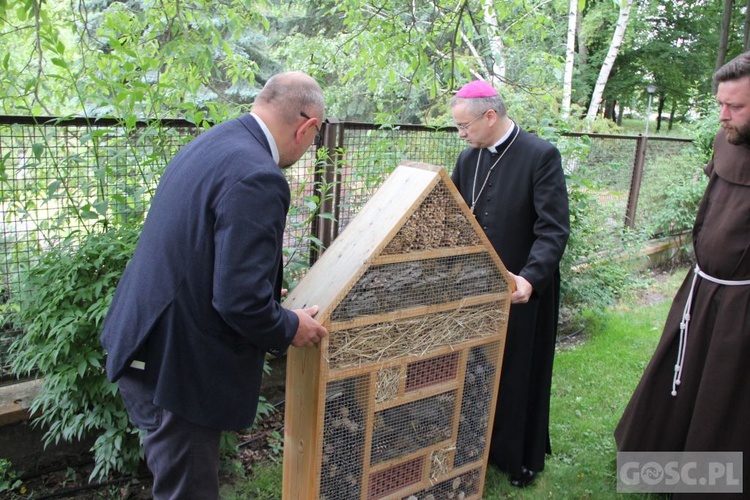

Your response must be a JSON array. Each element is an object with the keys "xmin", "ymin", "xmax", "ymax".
[
  {"xmin": 456, "ymin": 110, "xmax": 489, "ymax": 132},
  {"xmin": 300, "ymin": 111, "xmax": 322, "ymax": 147}
]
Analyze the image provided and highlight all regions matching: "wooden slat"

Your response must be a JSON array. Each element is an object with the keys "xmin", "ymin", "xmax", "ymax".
[
  {"xmin": 451, "ymin": 349, "xmax": 469, "ymax": 464},
  {"xmin": 0, "ymin": 379, "xmax": 41, "ymax": 426},
  {"xmin": 360, "ymin": 372, "xmax": 377, "ymax": 497},
  {"xmin": 371, "ymin": 245, "xmax": 487, "ymax": 265},
  {"xmin": 325, "ymin": 335, "xmax": 503, "ymax": 382},
  {"xmin": 367, "ymin": 451, "xmax": 485, "ymax": 499},
  {"xmin": 475, "ymin": 335, "xmax": 508, "ymax": 498},
  {"xmin": 367, "ymin": 438, "xmax": 454, "ymax": 474},
  {"xmin": 282, "ymin": 343, "xmax": 325, "ymax": 499},
  {"xmin": 373, "ymin": 381, "xmax": 459, "ymax": 412},
  {"xmin": 329, "ymin": 293, "xmax": 504, "ymax": 332}
]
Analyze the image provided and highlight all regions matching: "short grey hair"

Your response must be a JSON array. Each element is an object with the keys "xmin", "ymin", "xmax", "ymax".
[
  {"xmin": 256, "ymin": 72, "xmax": 325, "ymax": 124},
  {"xmin": 450, "ymin": 94, "xmax": 507, "ymax": 118}
]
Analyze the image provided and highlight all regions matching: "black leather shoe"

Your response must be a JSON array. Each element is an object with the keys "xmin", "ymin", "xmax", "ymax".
[{"xmin": 509, "ymin": 466, "xmax": 537, "ymax": 488}]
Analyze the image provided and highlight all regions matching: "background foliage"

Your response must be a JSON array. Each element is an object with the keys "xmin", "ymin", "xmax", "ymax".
[
  {"xmin": 1, "ymin": 0, "xmax": 746, "ymax": 128},
  {"xmin": 9, "ymin": 225, "xmax": 144, "ymax": 480}
]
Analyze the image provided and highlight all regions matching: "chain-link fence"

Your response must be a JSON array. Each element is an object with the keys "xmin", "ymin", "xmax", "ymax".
[{"xmin": 0, "ymin": 116, "xmax": 698, "ymax": 380}]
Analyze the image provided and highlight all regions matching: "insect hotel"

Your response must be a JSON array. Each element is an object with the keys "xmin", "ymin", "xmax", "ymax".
[{"xmin": 282, "ymin": 161, "xmax": 513, "ymax": 500}]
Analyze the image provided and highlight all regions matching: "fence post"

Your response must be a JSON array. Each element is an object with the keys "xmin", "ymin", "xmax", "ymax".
[
  {"xmin": 310, "ymin": 118, "xmax": 343, "ymax": 264},
  {"xmin": 624, "ymin": 135, "xmax": 648, "ymax": 229}
]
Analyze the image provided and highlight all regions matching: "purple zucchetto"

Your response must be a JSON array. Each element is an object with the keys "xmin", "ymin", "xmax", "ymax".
[{"xmin": 455, "ymin": 80, "xmax": 498, "ymax": 98}]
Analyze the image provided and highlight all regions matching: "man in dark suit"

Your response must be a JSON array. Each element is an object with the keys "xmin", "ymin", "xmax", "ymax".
[
  {"xmin": 100, "ymin": 71, "xmax": 328, "ymax": 499},
  {"xmin": 450, "ymin": 80, "xmax": 569, "ymax": 488}
]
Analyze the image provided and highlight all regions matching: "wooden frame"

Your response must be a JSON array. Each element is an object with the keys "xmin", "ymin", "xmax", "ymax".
[{"xmin": 282, "ymin": 162, "xmax": 513, "ymax": 500}]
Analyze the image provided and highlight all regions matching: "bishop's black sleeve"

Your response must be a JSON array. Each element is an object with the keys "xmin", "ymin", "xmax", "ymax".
[{"xmin": 521, "ymin": 146, "xmax": 570, "ymax": 294}]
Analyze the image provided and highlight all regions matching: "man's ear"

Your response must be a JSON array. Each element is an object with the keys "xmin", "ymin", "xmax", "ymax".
[{"xmin": 295, "ymin": 116, "xmax": 315, "ymax": 143}]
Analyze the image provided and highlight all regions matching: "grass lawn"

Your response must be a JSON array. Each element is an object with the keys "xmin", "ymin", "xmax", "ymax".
[{"xmin": 223, "ymin": 268, "xmax": 688, "ymax": 500}]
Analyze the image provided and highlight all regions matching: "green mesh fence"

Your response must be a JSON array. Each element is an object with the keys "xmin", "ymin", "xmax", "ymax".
[{"xmin": 0, "ymin": 116, "xmax": 695, "ymax": 380}]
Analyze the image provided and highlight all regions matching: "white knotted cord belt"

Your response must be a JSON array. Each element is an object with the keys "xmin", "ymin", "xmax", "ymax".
[{"xmin": 672, "ymin": 263, "xmax": 750, "ymax": 396}]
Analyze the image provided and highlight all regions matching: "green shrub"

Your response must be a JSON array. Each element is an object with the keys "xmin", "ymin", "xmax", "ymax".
[
  {"xmin": 647, "ymin": 174, "xmax": 707, "ymax": 237},
  {"xmin": 9, "ymin": 225, "xmax": 144, "ymax": 481},
  {"xmin": 283, "ymin": 148, "xmax": 337, "ymax": 290},
  {"xmin": 0, "ymin": 458, "xmax": 22, "ymax": 494},
  {"xmin": 687, "ymin": 110, "xmax": 720, "ymax": 163},
  {"xmin": 8, "ymin": 222, "xmax": 288, "ymax": 482},
  {"xmin": 637, "ymin": 151, "xmax": 707, "ymax": 238},
  {"xmin": 560, "ymin": 174, "xmax": 650, "ymax": 331}
]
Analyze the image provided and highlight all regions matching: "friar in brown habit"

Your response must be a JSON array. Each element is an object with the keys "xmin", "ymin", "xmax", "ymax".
[
  {"xmin": 616, "ymin": 51, "xmax": 750, "ymax": 498},
  {"xmin": 450, "ymin": 80, "xmax": 570, "ymax": 488}
]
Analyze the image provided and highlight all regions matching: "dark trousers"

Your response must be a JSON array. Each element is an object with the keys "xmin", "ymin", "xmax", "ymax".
[{"xmin": 119, "ymin": 369, "xmax": 222, "ymax": 500}]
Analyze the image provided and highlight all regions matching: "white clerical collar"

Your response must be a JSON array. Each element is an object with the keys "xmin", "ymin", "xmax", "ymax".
[
  {"xmin": 250, "ymin": 112, "xmax": 280, "ymax": 165},
  {"xmin": 487, "ymin": 121, "xmax": 516, "ymax": 154}
]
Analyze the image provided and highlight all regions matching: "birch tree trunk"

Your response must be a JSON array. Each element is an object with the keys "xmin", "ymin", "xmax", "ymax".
[
  {"xmin": 585, "ymin": 0, "xmax": 634, "ymax": 122},
  {"xmin": 481, "ymin": 0, "xmax": 506, "ymax": 87},
  {"xmin": 561, "ymin": 0, "xmax": 578, "ymax": 119}
]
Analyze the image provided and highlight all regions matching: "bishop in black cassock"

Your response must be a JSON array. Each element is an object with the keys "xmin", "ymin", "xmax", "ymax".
[{"xmin": 449, "ymin": 80, "xmax": 570, "ymax": 488}]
